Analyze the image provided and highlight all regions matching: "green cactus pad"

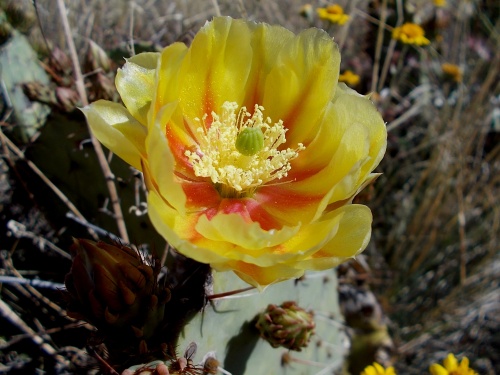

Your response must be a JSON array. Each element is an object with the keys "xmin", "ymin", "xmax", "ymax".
[{"xmin": 177, "ymin": 270, "xmax": 345, "ymax": 375}]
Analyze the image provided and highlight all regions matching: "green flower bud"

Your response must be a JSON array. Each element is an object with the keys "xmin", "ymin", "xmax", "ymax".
[{"xmin": 255, "ymin": 301, "xmax": 315, "ymax": 351}]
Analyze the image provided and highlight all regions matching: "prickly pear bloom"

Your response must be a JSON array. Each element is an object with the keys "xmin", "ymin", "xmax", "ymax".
[
  {"xmin": 317, "ymin": 4, "xmax": 350, "ymax": 25},
  {"xmin": 83, "ymin": 17, "xmax": 387, "ymax": 287},
  {"xmin": 392, "ymin": 23, "xmax": 430, "ymax": 46},
  {"xmin": 64, "ymin": 239, "xmax": 170, "ymax": 339},
  {"xmin": 361, "ymin": 362, "xmax": 396, "ymax": 375},
  {"xmin": 255, "ymin": 301, "xmax": 315, "ymax": 351},
  {"xmin": 430, "ymin": 354, "xmax": 478, "ymax": 375}
]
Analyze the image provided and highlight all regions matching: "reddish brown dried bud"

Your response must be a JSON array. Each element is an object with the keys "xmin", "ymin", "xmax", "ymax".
[{"xmin": 64, "ymin": 239, "xmax": 170, "ymax": 339}]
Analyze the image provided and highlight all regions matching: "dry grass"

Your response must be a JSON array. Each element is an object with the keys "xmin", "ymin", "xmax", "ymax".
[{"xmin": 0, "ymin": 0, "xmax": 499, "ymax": 373}]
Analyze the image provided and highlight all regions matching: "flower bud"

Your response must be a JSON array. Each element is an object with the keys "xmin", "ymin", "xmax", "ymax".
[
  {"xmin": 255, "ymin": 301, "xmax": 315, "ymax": 351},
  {"xmin": 86, "ymin": 40, "xmax": 112, "ymax": 72},
  {"xmin": 64, "ymin": 239, "xmax": 170, "ymax": 340}
]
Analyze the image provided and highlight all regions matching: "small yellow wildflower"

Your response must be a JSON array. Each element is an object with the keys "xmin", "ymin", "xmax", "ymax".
[
  {"xmin": 339, "ymin": 70, "xmax": 360, "ymax": 86},
  {"xmin": 433, "ymin": 0, "xmax": 447, "ymax": 7},
  {"xmin": 392, "ymin": 23, "xmax": 430, "ymax": 45},
  {"xmin": 441, "ymin": 63, "xmax": 462, "ymax": 83},
  {"xmin": 317, "ymin": 4, "xmax": 350, "ymax": 25},
  {"xmin": 361, "ymin": 362, "xmax": 396, "ymax": 375},
  {"xmin": 430, "ymin": 353, "xmax": 478, "ymax": 375}
]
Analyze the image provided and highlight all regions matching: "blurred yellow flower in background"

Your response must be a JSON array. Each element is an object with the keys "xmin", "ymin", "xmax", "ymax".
[
  {"xmin": 317, "ymin": 4, "xmax": 350, "ymax": 25},
  {"xmin": 83, "ymin": 17, "xmax": 386, "ymax": 288},
  {"xmin": 433, "ymin": 0, "xmax": 447, "ymax": 7},
  {"xmin": 430, "ymin": 353, "xmax": 478, "ymax": 375},
  {"xmin": 441, "ymin": 63, "xmax": 463, "ymax": 82},
  {"xmin": 339, "ymin": 70, "xmax": 360, "ymax": 86},
  {"xmin": 392, "ymin": 23, "xmax": 430, "ymax": 45},
  {"xmin": 361, "ymin": 362, "xmax": 396, "ymax": 375}
]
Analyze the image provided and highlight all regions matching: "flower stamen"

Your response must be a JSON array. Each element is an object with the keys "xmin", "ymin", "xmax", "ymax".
[{"xmin": 184, "ymin": 101, "xmax": 305, "ymax": 197}]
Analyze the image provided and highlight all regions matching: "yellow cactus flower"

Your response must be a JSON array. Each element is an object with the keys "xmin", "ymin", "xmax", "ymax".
[
  {"xmin": 317, "ymin": 4, "xmax": 350, "ymax": 25},
  {"xmin": 339, "ymin": 70, "xmax": 360, "ymax": 86},
  {"xmin": 441, "ymin": 63, "xmax": 463, "ymax": 83},
  {"xmin": 430, "ymin": 353, "xmax": 478, "ymax": 375},
  {"xmin": 433, "ymin": 0, "xmax": 447, "ymax": 7},
  {"xmin": 82, "ymin": 17, "xmax": 386, "ymax": 288},
  {"xmin": 392, "ymin": 22, "xmax": 430, "ymax": 45},
  {"xmin": 361, "ymin": 362, "xmax": 396, "ymax": 375}
]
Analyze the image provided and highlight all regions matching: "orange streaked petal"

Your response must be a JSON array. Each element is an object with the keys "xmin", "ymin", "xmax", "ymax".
[
  {"xmin": 262, "ymin": 27, "xmax": 340, "ymax": 147},
  {"xmin": 254, "ymin": 185, "xmax": 325, "ymax": 226},
  {"xmin": 177, "ymin": 17, "xmax": 254, "ymax": 126},
  {"xmin": 146, "ymin": 103, "xmax": 187, "ymax": 213},
  {"xmin": 147, "ymin": 190, "xmax": 226, "ymax": 265},
  {"xmin": 241, "ymin": 22, "xmax": 295, "ymax": 108},
  {"xmin": 181, "ymin": 181, "xmax": 220, "ymax": 211}
]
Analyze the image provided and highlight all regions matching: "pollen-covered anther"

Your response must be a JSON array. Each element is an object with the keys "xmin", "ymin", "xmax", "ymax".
[{"xmin": 185, "ymin": 101, "xmax": 305, "ymax": 195}]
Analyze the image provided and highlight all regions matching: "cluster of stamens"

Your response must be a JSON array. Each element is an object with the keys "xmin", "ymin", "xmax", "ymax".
[{"xmin": 184, "ymin": 101, "xmax": 304, "ymax": 197}]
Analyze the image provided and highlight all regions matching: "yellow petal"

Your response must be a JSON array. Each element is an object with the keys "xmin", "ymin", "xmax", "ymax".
[
  {"xmin": 241, "ymin": 22, "xmax": 294, "ymax": 108},
  {"xmin": 331, "ymin": 84, "xmax": 387, "ymax": 183},
  {"xmin": 373, "ymin": 363, "xmax": 385, "ymax": 373},
  {"xmin": 293, "ymin": 205, "xmax": 372, "ymax": 270},
  {"xmin": 147, "ymin": 190, "xmax": 227, "ymax": 265},
  {"xmin": 194, "ymin": 195, "xmax": 345, "ymax": 266},
  {"xmin": 429, "ymin": 364, "xmax": 449, "ymax": 375},
  {"xmin": 218, "ymin": 260, "xmax": 304, "ymax": 289},
  {"xmin": 195, "ymin": 212, "xmax": 299, "ymax": 253},
  {"xmin": 290, "ymin": 121, "xmax": 367, "ymax": 201},
  {"xmin": 444, "ymin": 353, "xmax": 458, "ymax": 371},
  {"xmin": 116, "ymin": 52, "xmax": 160, "ymax": 125},
  {"xmin": 327, "ymin": 91, "xmax": 385, "ymax": 201},
  {"xmin": 278, "ymin": 207, "xmax": 344, "ymax": 257},
  {"xmin": 146, "ymin": 102, "xmax": 187, "ymax": 213},
  {"xmin": 151, "ymin": 42, "xmax": 188, "ymax": 124},
  {"xmin": 82, "ymin": 100, "xmax": 146, "ymax": 170},
  {"xmin": 262, "ymin": 27, "xmax": 340, "ymax": 147},
  {"xmin": 280, "ymin": 84, "xmax": 386, "ymax": 206},
  {"xmin": 361, "ymin": 365, "xmax": 376, "ymax": 375},
  {"xmin": 177, "ymin": 17, "xmax": 254, "ymax": 123},
  {"xmin": 459, "ymin": 356, "xmax": 470, "ymax": 370}
]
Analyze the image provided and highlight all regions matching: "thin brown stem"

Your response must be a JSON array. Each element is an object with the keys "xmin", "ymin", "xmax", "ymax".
[
  {"xmin": 55, "ymin": 0, "xmax": 129, "ymax": 242},
  {"xmin": 370, "ymin": 0, "xmax": 388, "ymax": 93}
]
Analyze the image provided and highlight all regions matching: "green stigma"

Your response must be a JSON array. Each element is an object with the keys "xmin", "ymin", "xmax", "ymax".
[{"xmin": 235, "ymin": 127, "xmax": 265, "ymax": 156}]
